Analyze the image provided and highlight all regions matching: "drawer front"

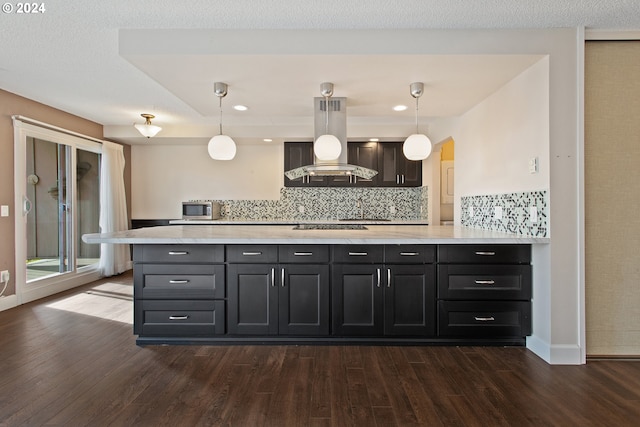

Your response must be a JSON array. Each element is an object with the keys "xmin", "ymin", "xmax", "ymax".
[
  {"xmin": 384, "ymin": 244, "xmax": 436, "ymax": 264},
  {"xmin": 134, "ymin": 244, "xmax": 224, "ymax": 264},
  {"xmin": 438, "ymin": 265, "xmax": 531, "ymax": 300},
  {"xmin": 134, "ymin": 264, "xmax": 225, "ymax": 299},
  {"xmin": 438, "ymin": 245, "xmax": 531, "ymax": 264},
  {"xmin": 135, "ymin": 300, "xmax": 225, "ymax": 336},
  {"xmin": 226, "ymin": 245, "xmax": 278, "ymax": 263},
  {"xmin": 332, "ymin": 245, "xmax": 384, "ymax": 264},
  {"xmin": 278, "ymin": 245, "xmax": 330, "ymax": 263},
  {"xmin": 438, "ymin": 301, "xmax": 531, "ymax": 337}
]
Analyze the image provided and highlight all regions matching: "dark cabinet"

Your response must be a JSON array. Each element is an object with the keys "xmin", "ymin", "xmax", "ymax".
[
  {"xmin": 283, "ymin": 142, "xmax": 326, "ymax": 187},
  {"xmin": 377, "ymin": 142, "xmax": 422, "ymax": 187},
  {"xmin": 331, "ymin": 245, "xmax": 436, "ymax": 337},
  {"xmin": 437, "ymin": 244, "xmax": 532, "ymax": 338},
  {"xmin": 226, "ymin": 245, "xmax": 330, "ymax": 336}
]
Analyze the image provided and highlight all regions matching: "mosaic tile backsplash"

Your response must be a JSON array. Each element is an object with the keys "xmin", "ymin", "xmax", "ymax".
[
  {"xmin": 460, "ymin": 190, "xmax": 548, "ymax": 237},
  {"xmin": 200, "ymin": 187, "xmax": 428, "ymax": 222}
]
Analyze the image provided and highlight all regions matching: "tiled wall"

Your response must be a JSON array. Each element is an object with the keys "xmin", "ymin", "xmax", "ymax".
[
  {"xmin": 460, "ymin": 190, "xmax": 549, "ymax": 237},
  {"xmin": 202, "ymin": 187, "xmax": 428, "ymax": 221}
]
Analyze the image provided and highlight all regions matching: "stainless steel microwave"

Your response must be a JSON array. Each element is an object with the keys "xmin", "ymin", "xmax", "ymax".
[{"xmin": 182, "ymin": 201, "xmax": 221, "ymax": 220}]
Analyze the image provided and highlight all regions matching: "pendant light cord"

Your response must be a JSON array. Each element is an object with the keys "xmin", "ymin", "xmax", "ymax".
[
  {"xmin": 219, "ymin": 96, "xmax": 223, "ymax": 135},
  {"xmin": 325, "ymin": 95, "xmax": 330, "ymax": 134},
  {"xmin": 415, "ymin": 95, "xmax": 420, "ymax": 134}
]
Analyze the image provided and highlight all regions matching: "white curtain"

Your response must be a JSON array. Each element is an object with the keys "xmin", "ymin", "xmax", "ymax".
[{"xmin": 98, "ymin": 141, "xmax": 131, "ymax": 276}]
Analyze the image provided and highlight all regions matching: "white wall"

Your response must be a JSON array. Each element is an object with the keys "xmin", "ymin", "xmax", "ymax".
[
  {"xmin": 454, "ymin": 57, "xmax": 550, "ymax": 216},
  {"xmin": 131, "ymin": 143, "xmax": 283, "ymax": 218}
]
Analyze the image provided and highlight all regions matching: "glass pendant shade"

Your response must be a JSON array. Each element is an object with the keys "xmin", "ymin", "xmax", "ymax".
[
  {"xmin": 208, "ymin": 134, "xmax": 237, "ymax": 160},
  {"xmin": 403, "ymin": 133, "xmax": 432, "ymax": 161},
  {"xmin": 134, "ymin": 123, "xmax": 162, "ymax": 138},
  {"xmin": 314, "ymin": 134, "xmax": 342, "ymax": 161}
]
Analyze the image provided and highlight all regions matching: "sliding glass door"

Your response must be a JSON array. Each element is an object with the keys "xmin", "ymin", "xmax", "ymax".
[{"xmin": 14, "ymin": 119, "xmax": 102, "ymax": 302}]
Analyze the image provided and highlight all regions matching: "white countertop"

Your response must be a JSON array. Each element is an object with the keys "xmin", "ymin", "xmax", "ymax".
[
  {"xmin": 83, "ymin": 224, "xmax": 549, "ymax": 245},
  {"xmin": 169, "ymin": 219, "xmax": 430, "ymax": 225}
]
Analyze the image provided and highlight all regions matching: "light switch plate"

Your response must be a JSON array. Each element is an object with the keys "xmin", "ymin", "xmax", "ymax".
[
  {"xmin": 530, "ymin": 206, "xmax": 538, "ymax": 223},
  {"xmin": 528, "ymin": 157, "xmax": 539, "ymax": 174},
  {"xmin": 469, "ymin": 206, "xmax": 474, "ymax": 218},
  {"xmin": 1, "ymin": 205, "xmax": 8, "ymax": 217},
  {"xmin": 494, "ymin": 206, "xmax": 503, "ymax": 220}
]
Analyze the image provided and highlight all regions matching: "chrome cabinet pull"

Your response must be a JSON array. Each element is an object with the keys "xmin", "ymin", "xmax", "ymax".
[
  {"xmin": 168, "ymin": 251, "xmax": 188, "ymax": 255},
  {"xmin": 242, "ymin": 251, "xmax": 263, "ymax": 256},
  {"xmin": 401, "ymin": 175, "xmax": 405, "ymax": 184},
  {"xmin": 348, "ymin": 252, "xmax": 368, "ymax": 256},
  {"xmin": 475, "ymin": 280, "xmax": 496, "ymax": 285},
  {"xmin": 400, "ymin": 252, "xmax": 419, "ymax": 256},
  {"xmin": 396, "ymin": 174, "xmax": 400, "ymax": 184},
  {"xmin": 281, "ymin": 268, "xmax": 285, "ymax": 287},
  {"xmin": 271, "ymin": 268, "xmax": 275, "ymax": 287},
  {"xmin": 293, "ymin": 252, "xmax": 313, "ymax": 256},
  {"xmin": 474, "ymin": 251, "xmax": 496, "ymax": 256},
  {"xmin": 169, "ymin": 279, "xmax": 189, "ymax": 284},
  {"xmin": 387, "ymin": 268, "xmax": 391, "ymax": 288},
  {"xmin": 376, "ymin": 268, "xmax": 381, "ymax": 288},
  {"xmin": 474, "ymin": 316, "xmax": 495, "ymax": 322},
  {"xmin": 169, "ymin": 315, "xmax": 189, "ymax": 320}
]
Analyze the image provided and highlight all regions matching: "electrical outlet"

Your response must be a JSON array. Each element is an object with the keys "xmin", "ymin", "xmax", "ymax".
[
  {"xmin": 528, "ymin": 157, "xmax": 539, "ymax": 174},
  {"xmin": 494, "ymin": 206, "xmax": 503, "ymax": 220},
  {"xmin": 389, "ymin": 205, "xmax": 396, "ymax": 215},
  {"xmin": 298, "ymin": 205, "xmax": 305, "ymax": 214},
  {"xmin": 530, "ymin": 206, "xmax": 538, "ymax": 223},
  {"xmin": 469, "ymin": 206, "xmax": 474, "ymax": 218},
  {"xmin": 1, "ymin": 205, "xmax": 8, "ymax": 217},
  {"xmin": 0, "ymin": 270, "xmax": 9, "ymax": 283}
]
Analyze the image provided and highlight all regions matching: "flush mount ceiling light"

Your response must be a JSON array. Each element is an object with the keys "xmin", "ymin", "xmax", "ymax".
[
  {"xmin": 403, "ymin": 82, "xmax": 433, "ymax": 161},
  {"xmin": 314, "ymin": 82, "xmax": 342, "ymax": 161},
  {"xmin": 134, "ymin": 113, "xmax": 162, "ymax": 138},
  {"xmin": 208, "ymin": 82, "xmax": 237, "ymax": 160}
]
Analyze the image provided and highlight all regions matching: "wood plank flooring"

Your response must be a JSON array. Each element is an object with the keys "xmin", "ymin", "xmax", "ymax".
[{"xmin": 1, "ymin": 271, "xmax": 639, "ymax": 426}]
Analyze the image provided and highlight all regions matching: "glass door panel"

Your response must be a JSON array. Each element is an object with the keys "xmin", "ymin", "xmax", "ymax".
[
  {"xmin": 76, "ymin": 149, "xmax": 101, "ymax": 268},
  {"xmin": 25, "ymin": 137, "xmax": 72, "ymax": 282}
]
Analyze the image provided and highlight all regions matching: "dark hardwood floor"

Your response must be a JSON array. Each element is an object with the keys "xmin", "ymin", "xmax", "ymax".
[{"xmin": 1, "ymin": 271, "xmax": 639, "ymax": 426}]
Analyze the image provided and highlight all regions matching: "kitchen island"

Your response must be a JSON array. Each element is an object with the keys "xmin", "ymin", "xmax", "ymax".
[{"xmin": 83, "ymin": 225, "xmax": 546, "ymax": 346}]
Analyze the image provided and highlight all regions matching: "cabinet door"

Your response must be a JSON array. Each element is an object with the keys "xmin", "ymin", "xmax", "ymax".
[
  {"xmin": 377, "ymin": 142, "xmax": 402, "ymax": 186},
  {"xmin": 279, "ymin": 264, "xmax": 330, "ymax": 335},
  {"xmin": 227, "ymin": 264, "xmax": 278, "ymax": 335},
  {"xmin": 283, "ymin": 142, "xmax": 326, "ymax": 187},
  {"xmin": 332, "ymin": 264, "xmax": 384, "ymax": 336},
  {"xmin": 399, "ymin": 156, "xmax": 422, "ymax": 186},
  {"xmin": 348, "ymin": 142, "xmax": 379, "ymax": 187},
  {"xmin": 384, "ymin": 265, "xmax": 436, "ymax": 336}
]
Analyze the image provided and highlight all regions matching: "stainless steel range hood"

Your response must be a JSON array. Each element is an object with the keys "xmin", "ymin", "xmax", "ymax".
[{"xmin": 284, "ymin": 95, "xmax": 378, "ymax": 180}]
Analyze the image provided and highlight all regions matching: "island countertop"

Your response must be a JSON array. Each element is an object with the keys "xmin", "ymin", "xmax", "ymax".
[{"xmin": 82, "ymin": 224, "xmax": 549, "ymax": 245}]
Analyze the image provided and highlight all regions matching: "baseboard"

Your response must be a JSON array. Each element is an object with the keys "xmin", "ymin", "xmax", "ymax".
[
  {"xmin": 20, "ymin": 270, "xmax": 103, "ymax": 304},
  {"xmin": 0, "ymin": 294, "xmax": 18, "ymax": 312},
  {"xmin": 527, "ymin": 335, "xmax": 584, "ymax": 365}
]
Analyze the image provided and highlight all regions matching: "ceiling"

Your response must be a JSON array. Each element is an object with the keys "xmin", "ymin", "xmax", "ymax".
[{"xmin": 2, "ymin": 1, "xmax": 639, "ymax": 146}]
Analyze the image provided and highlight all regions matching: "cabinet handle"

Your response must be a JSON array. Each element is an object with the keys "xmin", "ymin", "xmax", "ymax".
[
  {"xmin": 387, "ymin": 268, "xmax": 391, "ymax": 288},
  {"xmin": 402, "ymin": 175, "xmax": 405, "ymax": 184},
  {"xmin": 281, "ymin": 268, "xmax": 285, "ymax": 287},
  {"xmin": 242, "ymin": 251, "xmax": 263, "ymax": 256},
  {"xmin": 293, "ymin": 252, "xmax": 313, "ymax": 256},
  {"xmin": 168, "ymin": 315, "xmax": 189, "ymax": 320},
  {"xmin": 474, "ymin": 251, "xmax": 496, "ymax": 256},
  {"xmin": 348, "ymin": 252, "xmax": 368, "ymax": 256},
  {"xmin": 271, "ymin": 268, "xmax": 275, "ymax": 287},
  {"xmin": 396, "ymin": 174, "xmax": 400, "ymax": 184},
  {"xmin": 168, "ymin": 251, "xmax": 188, "ymax": 256},
  {"xmin": 376, "ymin": 268, "xmax": 381, "ymax": 288},
  {"xmin": 474, "ymin": 316, "xmax": 496, "ymax": 322},
  {"xmin": 475, "ymin": 280, "xmax": 496, "ymax": 285},
  {"xmin": 169, "ymin": 279, "xmax": 189, "ymax": 284},
  {"xmin": 400, "ymin": 252, "xmax": 419, "ymax": 256}
]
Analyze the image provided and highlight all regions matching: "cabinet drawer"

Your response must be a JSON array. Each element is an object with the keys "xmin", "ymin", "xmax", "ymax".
[
  {"xmin": 226, "ymin": 245, "xmax": 278, "ymax": 263},
  {"xmin": 134, "ymin": 244, "xmax": 224, "ymax": 264},
  {"xmin": 438, "ymin": 265, "xmax": 531, "ymax": 300},
  {"xmin": 384, "ymin": 245, "xmax": 435, "ymax": 264},
  {"xmin": 278, "ymin": 245, "xmax": 330, "ymax": 263},
  {"xmin": 332, "ymin": 245, "xmax": 384, "ymax": 263},
  {"xmin": 438, "ymin": 301, "xmax": 531, "ymax": 337},
  {"xmin": 134, "ymin": 264, "xmax": 225, "ymax": 299},
  {"xmin": 135, "ymin": 300, "xmax": 225, "ymax": 336},
  {"xmin": 438, "ymin": 245, "xmax": 531, "ymax": 264}
]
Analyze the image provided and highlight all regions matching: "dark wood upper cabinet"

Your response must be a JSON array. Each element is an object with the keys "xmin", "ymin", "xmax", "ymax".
[{"xmin": 283, "ymin": 141, "xmax": 421, "ymax": 187}]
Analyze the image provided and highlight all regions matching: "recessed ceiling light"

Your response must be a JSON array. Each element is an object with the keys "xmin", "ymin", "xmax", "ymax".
[
  {"xmin": 233, "ymin": 105, "xmax": 248, "ymax": 111},
  {"xmin": 393, "ymin": 105, "xmax": 408, "ymax": 111},
  {"xmin": 369, "ymin": 138, "xmax": 379, "ymax": 142},
  {"xmin": 263, "ymin": 138, "xmax": 273, "ymax": 142}
]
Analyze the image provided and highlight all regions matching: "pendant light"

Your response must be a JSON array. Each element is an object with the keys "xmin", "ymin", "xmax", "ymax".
[
  {"xmin": 314, "ymin": 82, "xmax": 342, "ymax": 161},
  {"xmin": 403, "ymin": 82, "xmax": 432, "ymax": 161},
  {"xmin": 208, "ymin": 82, "xmax": 237, "ymax": 160},
  {"xmin": 134, "ymin": 113, "xmax": 162, "ymax": 138}
]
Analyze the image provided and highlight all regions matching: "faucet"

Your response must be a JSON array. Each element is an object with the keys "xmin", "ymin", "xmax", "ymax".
[{"xmin": 356, "ymin": 198, "xmax": 364, "ymax": 219}]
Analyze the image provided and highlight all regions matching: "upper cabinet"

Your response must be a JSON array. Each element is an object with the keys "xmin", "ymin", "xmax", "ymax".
[
  {"xmin": 283, "ymin": 141, "xmax": 422, "ymax": 188},
  {"xmin": 377, "ymin": 142, "xmax": 422, "ymax": 187}
]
